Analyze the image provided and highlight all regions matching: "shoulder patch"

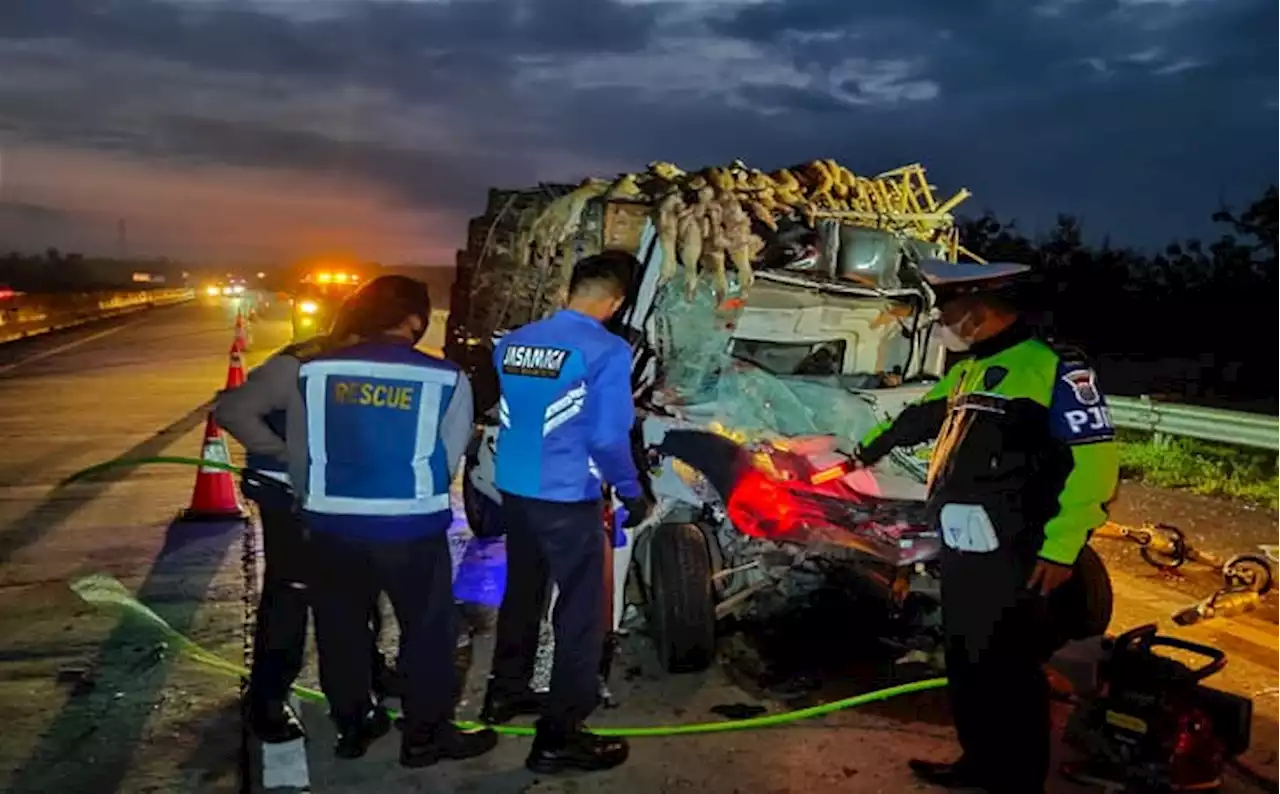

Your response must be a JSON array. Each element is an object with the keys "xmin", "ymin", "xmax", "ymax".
[
  {"xmin": 1061, "ymin": 367, "xmax": 1101, "ymax": 406},
  {"xmin": 501, "ymin": 344, "xmax": 570, "ymax": 379},
  {"xmin": 982, "ymin": 365, "xmax": 1008, "ymax": 390}
]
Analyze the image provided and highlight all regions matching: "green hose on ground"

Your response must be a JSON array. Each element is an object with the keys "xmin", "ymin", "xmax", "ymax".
[
  {"xmin": 63, "ymin": 455, "xmax": 246, "ymax": 484},
  {"xmin": 66, "ymin": 458, "xmax": 951, "ymax": 738}
]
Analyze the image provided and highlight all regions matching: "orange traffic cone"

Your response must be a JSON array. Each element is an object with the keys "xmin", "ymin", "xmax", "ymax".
[
  {"xmin": 225, "ymin": 343, "xmax": 246, "ymax": 390},
  {"xmin": 182, "ymin": 414, "xmax": 247, "ymax": 521},
  {"xmin": 233, "ymin": 309, "xmax": 250, "ymax": 352}
]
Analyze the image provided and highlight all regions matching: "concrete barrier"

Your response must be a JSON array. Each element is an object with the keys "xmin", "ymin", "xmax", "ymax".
[{"xmin": 0, "ymin": 288, "xmax": 196, "ymax": 344}]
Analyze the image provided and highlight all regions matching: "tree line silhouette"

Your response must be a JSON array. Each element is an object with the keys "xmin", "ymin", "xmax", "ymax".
[
  {"xmin": 959, "ymin": 186, "xmax": 1277, "ymax": 410},
  {"xmin": 0, "ymin": 249, "xmax": 187, "ymax": 291}
]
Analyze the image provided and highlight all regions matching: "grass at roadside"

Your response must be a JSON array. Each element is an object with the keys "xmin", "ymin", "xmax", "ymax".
[{"xmin": 1117, "ymin": 430, "xmax": 1278, "ymax": 509}]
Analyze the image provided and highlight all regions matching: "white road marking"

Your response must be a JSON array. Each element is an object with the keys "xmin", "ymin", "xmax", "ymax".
[
  {"xmin": 262, "ymin": 719, "xmax": 310, "ymax": 790},
  {"xmin": 0, "ymin": 321, "xmax": 139, "ymax": 376}
]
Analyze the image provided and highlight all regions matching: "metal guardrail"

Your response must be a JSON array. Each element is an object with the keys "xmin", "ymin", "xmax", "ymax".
[
  {"xmin": 1108, "ymin": 395, "xmax": 1278, "ymax": 451},
  {"xmin": 0, "ymin": 288, "xmax": 195, "ymax": 345}
]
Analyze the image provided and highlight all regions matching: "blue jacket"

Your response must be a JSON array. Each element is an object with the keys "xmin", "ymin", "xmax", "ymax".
[
  {"xmin": 494, "ymin": 310, "xmax": 641, "ymax": 502},
  {"xmin": 297, "ymin": 338, "xmax": 473, "ymax": 540}
]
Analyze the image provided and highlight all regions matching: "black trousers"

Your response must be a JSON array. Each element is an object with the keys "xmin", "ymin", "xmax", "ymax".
[
  {"xmin": 941, "ymin": 550, "xmax": 1054, "ymax": 794},
  {"xmin": 309, "ymin": 529, "xmax": 457, "ymax": 734},
  {"xmin": 247, "ymin": 505, "xmax": 386, "ymax": 706},
  {"xmin": 489, "ymin": 493, "xmax": 604, "ymax": 728}
]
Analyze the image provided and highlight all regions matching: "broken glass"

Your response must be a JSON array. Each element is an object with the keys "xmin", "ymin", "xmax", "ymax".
[{"xmin": 655, "ymin": 286, "xmax": 893, "ymax": 445}]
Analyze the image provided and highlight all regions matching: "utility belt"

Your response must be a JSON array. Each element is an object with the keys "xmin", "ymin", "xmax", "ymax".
[{"xmin": 241, "ymin": 467, "xmax": 294, "ymax": 512}]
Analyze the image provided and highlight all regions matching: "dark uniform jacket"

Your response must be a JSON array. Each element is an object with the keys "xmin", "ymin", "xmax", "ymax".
[
  {"xmin": 858, "ymin": 322, "xmax": 1119, "ymax": 565},
  {"xmin": 857, "ymin": 322, "xmax": 1120, "ymax": 648}
]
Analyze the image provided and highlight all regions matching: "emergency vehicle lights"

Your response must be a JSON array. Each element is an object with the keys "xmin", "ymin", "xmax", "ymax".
[
  {"xmin": 205, "ymin": 286, "xmax": 221, "ymax": 297},
  {"xmin": 310, "ymin": 272, "xmax": 359, "ymax": 285},
  {"xmin": 298, "ymin": 300, "xmax": 320, "ymax": 315}
]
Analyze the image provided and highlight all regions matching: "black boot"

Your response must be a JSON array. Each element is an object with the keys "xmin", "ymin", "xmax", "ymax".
[
  {"xmin": 907, "ymin": 758, "xmax": 988, "ymax": 789},
  {"xmin": 248, "ymin": 698, "xmax": 306, "ymax": 744},
  {"xmin": 479, "ymin": 686, "xmax": 547, "ymax": 725},
  {"xmin": 525, "ymin": 720, "xmax": 629, "ymax": 774},
  {"xmin": 400, "ymin": 722, "xmax": 499, "ymax": 768},
  {"xmin": 333, "ymin": 704, "xmax": 392, "ymax": 760}
]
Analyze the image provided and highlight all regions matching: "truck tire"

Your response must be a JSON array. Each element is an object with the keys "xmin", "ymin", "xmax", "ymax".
[
  {"xmin": 1040, "ymin": 544, "xmax": 1114, "ymax": 659},
  {"xmin": 648, "ymin": 523, "xmax": 716, "ymax": 674},
  {"xmin": 462, "ymin": 463, "xmax": 503, "ymax": 540},
  {"xmin": 1072, "ymin": 544, "xmax": 1113, "ymax": 640}
]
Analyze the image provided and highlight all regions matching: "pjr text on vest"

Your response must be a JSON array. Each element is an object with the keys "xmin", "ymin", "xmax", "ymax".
[
  {"xmin": 1064, "ymin": 406, "xmax": 1113, "ymax": 435},
  {"xmin": 331, "ymin": 380, "xmax": 416, "ymax": 411}
]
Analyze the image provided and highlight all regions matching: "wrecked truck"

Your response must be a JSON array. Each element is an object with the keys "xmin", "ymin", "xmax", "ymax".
[{"xmin": 448, "ymin": 159, "xmax": 1114, "ymax": 674}]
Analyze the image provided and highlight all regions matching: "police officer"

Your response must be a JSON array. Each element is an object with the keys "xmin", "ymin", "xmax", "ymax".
[
  {"xmin": 218, "ymin": 323, "xmax": 395, "ymax": 743},
  {"xmin": 216, "ymin": 275, "xmax": 497, "ymax": 766},
  {"xmin": 482, "ymin": 251, "xmax": 648, "ymax": 774},
  {"xmin": 852, "ymin": 261, "xmax": 1119, "ymax": 794}
]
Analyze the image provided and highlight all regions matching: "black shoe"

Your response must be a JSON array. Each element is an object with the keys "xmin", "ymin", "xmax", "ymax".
[
  {"xmin": 907, "ymin": 758, "xmax": 987, "ymax": 789},
  {"xmin": 248, "ymin": 699, "xmax": 306, "ymax": 744},
  {"xmin": 334, "ymin": 705, "xmax": 392, "ymax": 759},
  {"xmin": 479, "ymin": 688, "xmax": 546, "ymax": 725},
  {"xmin": 525, "ymin": 722, "xmax": 629, "ymax": 774},
  {"xmin": 400, "ymin": 723, "xmax": 499, "ymax": 768}
]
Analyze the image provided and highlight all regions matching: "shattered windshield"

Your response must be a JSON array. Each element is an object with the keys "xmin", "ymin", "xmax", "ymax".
[
  {"xmin": 731, "ymin": 339, "xmax": 846, "ymax": 376},
  {"xmin": 648, "ymin": 279, "xmax": 932, "ymax": 491},
  {"xmin": 653, "ymin": 284, "xmax": 900, "ymax": 452}
]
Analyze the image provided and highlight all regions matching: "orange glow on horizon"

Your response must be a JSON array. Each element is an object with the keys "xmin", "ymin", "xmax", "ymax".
[{"xmin": 0, "ymin": 144, "xmax": 457, "ymax": 264}]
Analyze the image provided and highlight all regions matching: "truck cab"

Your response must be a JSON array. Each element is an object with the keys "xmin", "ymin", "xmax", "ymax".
[
  {"xmin": 290, "ymin": 271, "xmax": 362, "ymax": 341},
  {"xmin": 730, "ymin": 278, "xmax": 947, "ymax": 386}
]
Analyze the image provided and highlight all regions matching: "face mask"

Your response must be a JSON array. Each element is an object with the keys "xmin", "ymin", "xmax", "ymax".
[{"xmin": 935, "ymin": 314, "xmax": 972, "ymax": 352}]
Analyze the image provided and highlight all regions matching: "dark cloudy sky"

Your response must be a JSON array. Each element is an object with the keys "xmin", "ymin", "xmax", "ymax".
[{"xmin": 0, "ymin": 0, "xmax": 1275, "ymax": 264}]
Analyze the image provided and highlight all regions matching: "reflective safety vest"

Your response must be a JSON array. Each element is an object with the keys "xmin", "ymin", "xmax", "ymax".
[{"xmin": 298, "ymin": 341, "xmax": 459, "ymax": 539}]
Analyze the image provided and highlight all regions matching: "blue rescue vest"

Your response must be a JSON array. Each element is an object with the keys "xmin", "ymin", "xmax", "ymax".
[{"xmin": 298, "ymin": 340, "xmax": 459, "ymax": 540}]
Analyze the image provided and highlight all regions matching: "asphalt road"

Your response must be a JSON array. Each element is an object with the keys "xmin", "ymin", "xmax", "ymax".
[{"xmin": 0, "ymin": 300, "xmax": 1272, "ymax": 794}]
